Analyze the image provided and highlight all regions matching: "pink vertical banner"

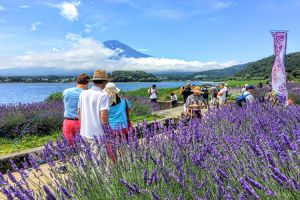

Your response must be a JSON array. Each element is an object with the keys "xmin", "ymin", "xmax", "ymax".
[{"xmin": 271, "ymin": 31, "xmax": 288, "ymax": 103}]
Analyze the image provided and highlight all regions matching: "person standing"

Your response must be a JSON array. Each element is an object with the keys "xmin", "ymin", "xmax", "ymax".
[
  {"xmin": 170, "ymin": 92, "xmax": 178, "ymax": 108},
  {"xmin": 217, "ymin": 83, "xmax": 227, "ymax": 106},
  {"xmin": 78, "ymin": 70, "xmax": 111, "ymax": 154},
  {"xmin": 186, "ymin": 86, "xmax": 204, "ymax": 119},
  {"xmin": 148, "ymin": 84, "xmax": 158, "ymax": 103},
  {"xmin": 104, "ymin": 82, "xmax": 132, "ymax": 138},
  {"xmin": 62, "ymin": 73, "xmax": 90, "ymax": 144},
  {"xmin": 210, "ymin": 85, "xmax": 218, "ymax": 108},
  {"xmin": 243, "ymin": 85, "xmax": 255, "ymax": 103},
  {"xmin": 201, "ymin": 86, "xmax": 209, "ymax": 108},
  {"xmin": 181, "ymin": 83, "xmax": 193, "ymax": 112}
]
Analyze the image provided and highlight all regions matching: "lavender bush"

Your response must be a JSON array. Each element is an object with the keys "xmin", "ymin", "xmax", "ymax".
[
  {"xmin": 126, "ymin": 96, "xmax": 161, "ymax": 116},
  {"xmin": 0, "ymin": 102, "xmax": 64, "ymax": 139},
  {"xmin": 253, "ymin": 82, "xmax": 300, "ymax": 104},
  {"xmin": 1, "ymin": 102, "xmax": 300, "ymax": 199}
]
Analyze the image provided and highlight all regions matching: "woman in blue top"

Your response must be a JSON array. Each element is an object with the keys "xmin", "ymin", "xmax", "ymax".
[{"xmin": 104, "ymin": 82, "xmax": 131, "ymax": 139}]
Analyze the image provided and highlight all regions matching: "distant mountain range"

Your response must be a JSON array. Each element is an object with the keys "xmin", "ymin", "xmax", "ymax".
[
  {"xmin": 235, "ymin": 52, "xmax": 300, "ymax": 79},
  {"xmin": 193, "ymin": 64, "xmax": 248, "ymax": 79}
]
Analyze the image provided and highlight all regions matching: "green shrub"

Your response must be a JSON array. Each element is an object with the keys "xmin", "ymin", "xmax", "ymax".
[{"xmin": 45, "ymin": 92, "xmax": 63, "ymax": 102}]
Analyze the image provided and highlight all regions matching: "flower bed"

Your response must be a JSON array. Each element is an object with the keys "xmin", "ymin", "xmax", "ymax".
[
  {"xmin": 1, "ymin": 102, "xmax": 300, "ymax": 199},
  {"xmin": 0, "ymin": 102, "xmax": 64, "ymax": 139}
]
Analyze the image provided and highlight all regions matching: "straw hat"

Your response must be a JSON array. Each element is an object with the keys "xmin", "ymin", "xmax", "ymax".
[
  {"xmin": 192, "ymin": 86, "xmax": 204, "ymax": 95},
  {"xmin": 104, "ymin": 82, "xmax": 120, "ymax": 96},
  {"xmin": 92, "ymin": 70, "xmax": 112, "ymax": 81}
]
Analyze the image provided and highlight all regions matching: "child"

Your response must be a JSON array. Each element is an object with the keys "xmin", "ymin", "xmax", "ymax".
[{"xmin": 170, "ymin": 92, "xmax": 178, "ymax": 108}]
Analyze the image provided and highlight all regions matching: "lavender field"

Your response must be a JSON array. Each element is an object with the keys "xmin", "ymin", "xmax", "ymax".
[{"xmin": 1, "ymin": 101, "xmax": 300, "ymax": 199}]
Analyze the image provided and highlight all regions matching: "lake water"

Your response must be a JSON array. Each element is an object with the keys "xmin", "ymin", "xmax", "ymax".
[{"xmin": 0, "ymin": 81, "xmax": 213, "ymax": 104}]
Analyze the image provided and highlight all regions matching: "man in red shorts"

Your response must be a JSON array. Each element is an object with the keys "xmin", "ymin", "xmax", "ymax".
[{"xmin": 62, "ymin": 73, "xmax": 90, "ymax": 144}]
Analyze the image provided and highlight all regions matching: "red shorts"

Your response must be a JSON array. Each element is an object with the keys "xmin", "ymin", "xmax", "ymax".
[
  {"xmin": 106, "ymin": 126, "xmax": 132, "ymax": 162},
  {"xmin": 62, "ymin": 119, "xmax": 80, "ymax": 145}
]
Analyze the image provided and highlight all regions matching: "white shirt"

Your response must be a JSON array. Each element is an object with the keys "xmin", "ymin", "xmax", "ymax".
[
  {"xmin": 243, "ymin": 91, "xmax": 254, "ymax": 103},
  {"xmin": 218, "ymin": 88, "xmax": 227, "ymax": 101},
  {"xmin": 78, "ymin": 86, "xmax": 109, "ymax": 139},
  {"xmin": 148, "ymin": 88, "xmax": 158, "ymax": 99},
  {"xmin": 171, "ymin": 94, "xmax": 177, "ymax": 101}
]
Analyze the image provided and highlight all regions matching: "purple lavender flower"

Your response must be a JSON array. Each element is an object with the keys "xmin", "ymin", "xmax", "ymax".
[
  {"xmin": 0, "ymin": 171, "xmax": 7, "ymax": 186},
  {"xmin": 9, "ymin": 159, "xmax": 19, "ymax": 171},
  {"xmin": 1, "ymin": 187, "xmax": 14, "ymax": 200},
  {"xmin": 119, "ymin": 179, "xmax": 139, "ymax": 194},
  {"xmin": 151, "ymin": 191, "xmax": 160, "ymax": 200},
  {"xmin": 239, "ymin": 178, "xmax": 259, "ymax": 199},
  {"xmin": 269, "ymin": 165, "xmax": 288, "ymax": 182},
  {"xmin": 292, "ymin": 178, "xmax": 300, "ymax": 191},
  {"xmin": 266, "ymin": 153, "xmax": 276, "ymax": 168},
  {"xmin": 28, "ymin": 154, "xmax": 40, "ymax": 170},
  {"xmin": 23, "ymin": 189, "xmax": 35, "ymax": 200},
  {"xmin": 244, "ymin": 176, "xmax": 264, "ymax": 190},
  {"xmin": 270, "ymin": 174, "xmax": 284, "ymax": 186},
  {"xmin": 60, "ymin": 186, "xmax": 72, "ymax": 199},
  {"xmin": 142, "ymin": 169, "xmax": 148, "ymax": 183},
  {"xmin": 7, "ymin": 170, "xmax": 17, "ymax": 183},
  {"xmin": 43, "ymin": 185, "xmax": 56, "ymax": 200},
  {"xmin": 148, "ymin": 169, "xmax": 157, "ymax": 186}
]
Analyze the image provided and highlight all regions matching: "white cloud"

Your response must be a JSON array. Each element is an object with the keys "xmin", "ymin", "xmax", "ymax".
[
  {"xmin": 211, "ymin": 0, "xmax": 233, "ymax": 10},
  {"xmin": 19, "ymin": 5, "xmax": 30, "ymax": 9},
  {"xmin": 0, "ymin": 5, "xmax": 6, "ymax": 11},
  {"xmin": 84, "ymin": 23, "xmax": 107, "ymax": 33},
  {"xmin": 109, "ymin": 57, "xmax": 238, "ymax": 72},
  {"xmin": 56, "ymin": 1, "xmax": 81, "ymax": 21},
  {"xmin": 0, "ymin": 35, "xmax": 238, "ymax": 72},
  {"xmin": 30, "ymin": 22, "xmax": 42, "ymax": 31}
]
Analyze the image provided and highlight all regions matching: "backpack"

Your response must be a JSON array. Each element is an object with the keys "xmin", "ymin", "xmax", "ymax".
[{"xmin": 235, "ymin": 94, "xmax": 250, "ymax": 107}]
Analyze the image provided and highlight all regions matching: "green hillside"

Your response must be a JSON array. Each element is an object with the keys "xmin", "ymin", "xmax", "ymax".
[
  {"xmin": 235, "ymin": 52, "xmax": 300, "ymax": 79},
  {"xmin": 193, "ymin": 64, "xmax": 247, "ymax": 79},
  {"xmin": 109, "ymin": 71, "xmax": 159, "ymax": 82}
]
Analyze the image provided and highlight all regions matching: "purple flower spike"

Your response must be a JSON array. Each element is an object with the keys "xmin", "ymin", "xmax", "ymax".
[
  {"xmin": 7, "ymin": 170, "xmax": 17, "ymax": 183},
  {"xmin": 1, "ymin": 187, "xmax": 14, "ymax": 200},
  {"xmin": 239, "ymin": 178, "xmax": 259, "ymax": 199},
  {"xmin": 151, "ymin": 191, "xmax": 160, "ymax": 200},
  {"xmin": 119, "ymin": 179, "xmax": 139, "ymax": 195},
  {"xmin": 9, "ymin": 159, "xmax": 19, "ymax": 171},
  {"xmin": 245, "ymin": 176, "xmax": 264, "ymax": 190},
  {"xmin": 28, "ymin": 154, "xmax": 40, "ymax": 170},
  {"xmin": 43, "ymin": 185, "xmax": 56, "ymax": 200},
  {"xmin": 269, "ymin": 165, "xmax": 288, "ymax": 182},
  {"xmin": 0, "ymin": 172, "xmax": 7, "ymax": 186},
  {"xmin": 266, "ymin": 153, "xmax": 276, "ymax": 168},
  {"xmin": 60, "ymin": 186, "xmax": 72, "ymax": 199},
  {"xmin": 142, "ymin": 169, "xmax": 148, "ymax": 183}
]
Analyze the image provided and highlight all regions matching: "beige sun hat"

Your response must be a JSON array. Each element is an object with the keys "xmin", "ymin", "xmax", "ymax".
[
  {"xmin": 104, "ymin": 82, "xmax": 121, "ymax": 96},
  {"xmin": 92, "ymin": 70, "xmax": 112, "ymax": 81},
  {"xmin": 192, "ymin": 86, "xmax": 204, "ymax": 95}
]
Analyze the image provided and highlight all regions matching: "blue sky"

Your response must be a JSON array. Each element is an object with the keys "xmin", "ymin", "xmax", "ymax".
[{"xmin": 0, "ymin": 0, "xmax": 299, "ymax": 72}]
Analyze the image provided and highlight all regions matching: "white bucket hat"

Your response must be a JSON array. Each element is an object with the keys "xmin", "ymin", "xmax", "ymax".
[{"xmin": 104, "ymin": 82, "xmax": 121, "ymax": 96}]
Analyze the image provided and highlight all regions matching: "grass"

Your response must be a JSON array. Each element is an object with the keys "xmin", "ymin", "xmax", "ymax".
[
  {"xmin": 0, "ymin": 131, "xmax": 60, "ymax": 156},
  {"xmin": 130, "ymin": 114, "xmax": 164, "ymax": 125},
  {"xmin": 224, "ymin": 79, "xmax": 266, "ymax": 87},
  {"xmin": 121, "ymin": 87, "xmax": 183, "ymax": 101},
  {"xmin": 0, "ymin": 114, "xmax": 163, "ymax": 157}
]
